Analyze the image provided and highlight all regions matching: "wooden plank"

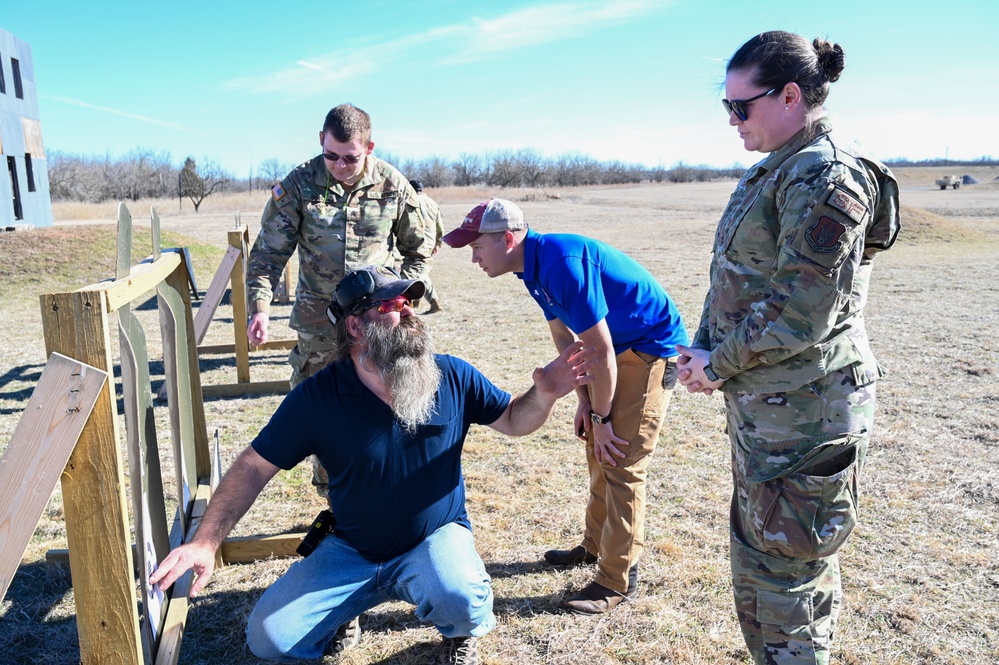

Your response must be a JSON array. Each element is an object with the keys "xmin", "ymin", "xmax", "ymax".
[
  {"xmin": 197, "ymin": 338, "xmax": 296, "ymax": 355},
  {"xmin": 168, "ymin": 258, "xmax": 211, "ymax": 482},
  {"xmin": 220, "ymin": 533, "xmax": 306, "ymax": 564},
  {"xmin": 39, "ymin": 290, "xmax": 143, "ymax": 665},
  {"xmin": 0, "ymin": 354, "xmax": 107, "ymax": 602},
  {"xmin": 157, "ymin": 273, "xmax": 197, "ymax": 530},
  {"xmin": 201, "ymin": 380, "xmax": 291, "ymax": 398},
  {"xmin": 20, "ymin": 117, "xmax": 46, "ymax": 158},
  {"xmin": 154, "ymin": 483, "xmax": 212, "ymax": 665},
  {"xmin": 119, "ymin": 307, "xmax": 171, "ymax": 658},
  {"xmin": 116, "ymin": 203, "xmax": 132, "ymax": 281},
  {"xmin": 181, "ymin": 248, "xmax": 200, "ymax": 301},
  {"xmin": 150, "ymin": 207, "xmax": 162, "ymax": 261},
  {"xmin": 192, "ymin": 246, "xmax": 240, "ymax": 344},
  {"xmin": 79, "ymin": 251, "xmax": 182, "ymax": 314},
  {"xmin": 228, "ymin": 227, "xmax": 252, "ymax": 384}
]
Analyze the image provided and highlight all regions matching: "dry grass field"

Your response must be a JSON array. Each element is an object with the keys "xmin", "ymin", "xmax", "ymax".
[{"xmin": 1, "ymin": 165, "xmax": 998, "ymax": 664}]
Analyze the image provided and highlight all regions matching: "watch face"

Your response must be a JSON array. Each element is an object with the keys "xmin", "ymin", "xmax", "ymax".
[{"xmin": 590, "ymin": 412, "xmax": 609, "ymax": 424}]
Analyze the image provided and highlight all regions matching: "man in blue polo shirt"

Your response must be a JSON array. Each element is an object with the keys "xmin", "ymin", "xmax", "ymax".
[
  {"xmin": 444, "ymin": 199, "xmax": 688, "ymax": 616},
  {"xmin": 150, "ymin": 265, "xmax": 595, "ymax": 665}
]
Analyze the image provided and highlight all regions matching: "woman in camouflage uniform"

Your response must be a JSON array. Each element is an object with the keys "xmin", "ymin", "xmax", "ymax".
[{"xmin": 676, "ymin": 31, "xmax": 900, "ymax": 664}]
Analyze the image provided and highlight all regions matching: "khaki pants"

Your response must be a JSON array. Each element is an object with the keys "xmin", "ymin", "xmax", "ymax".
[
  {"xmin": 288, "ymin": 332, "xmax": 339, "ymax": 498},
  {"xmin": 581, "ymin": 350, "xmax": 676, "ymax": 594}
]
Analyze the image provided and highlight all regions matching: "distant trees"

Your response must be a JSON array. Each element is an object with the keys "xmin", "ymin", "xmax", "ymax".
[
  {"xmin": 179, "ymin": 158, "xmax": 231, "ymax": 212},
  {"xmin": 46, "ymin": 148, "xmax": 752, "ymax": 207},
  {"xmin": 884, "ymin": 156, "xmax": 998, "ymax": 167},
  {"xmin": 452, "ymin": 153, "xmax": 485, "ymax": 186},
  {"xmin": 48, "ymin": 149, "xmax": 174, "ymax": 202},
  {"xmin": 257, "ymin": 158, "xmax": 292, "ymax": 187}
]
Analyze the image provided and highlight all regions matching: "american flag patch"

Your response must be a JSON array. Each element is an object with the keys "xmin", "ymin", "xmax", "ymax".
[{"xmin": 272, "ymin": 183, "xmax": 286, "ymax": 201}]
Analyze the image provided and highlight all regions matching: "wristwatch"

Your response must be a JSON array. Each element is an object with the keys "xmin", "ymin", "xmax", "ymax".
[
  {"xmin": 590, "ymin": 411, "xmax": 612, "ymax": 425},
  {"xmin": 703, "ymin": 363, "xmax": 721, "ymax": 382}
]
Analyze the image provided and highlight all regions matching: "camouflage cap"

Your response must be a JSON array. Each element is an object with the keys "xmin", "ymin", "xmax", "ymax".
[
  {"xmin": 326, "ymin": 265, "xmax": 426, "ymax": 324},
  {"xmin": 442, "ymin": 198, "xmax": 525, "ymax": 248}
]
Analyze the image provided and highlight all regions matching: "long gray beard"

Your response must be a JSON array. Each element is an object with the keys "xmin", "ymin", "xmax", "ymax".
[{"xmin": 360, "ymin": 316, "xmax": 441, "ymax": 433}]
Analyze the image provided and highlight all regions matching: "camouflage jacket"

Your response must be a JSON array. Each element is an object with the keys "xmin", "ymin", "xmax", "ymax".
[
  {"xmin": 693, "ymin": 117, "xmax": 900, "ymax": 393},
  {"xmin": 246, "ymin": 155, "xmax": 435, "ymax": 334},
  {"xmin": 418, "ymin": 192, "xmax": 445, "ymax": 251}
]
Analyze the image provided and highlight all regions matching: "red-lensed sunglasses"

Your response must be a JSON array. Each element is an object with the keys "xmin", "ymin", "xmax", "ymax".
[{"xmin": 374, "ymin": 295, "xmax": 412, "ymax": 314}]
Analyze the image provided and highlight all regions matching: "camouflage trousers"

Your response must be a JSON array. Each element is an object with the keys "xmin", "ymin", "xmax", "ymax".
[
  {"xmin": 725, "ymin": 365, "xmax": 876, "ymax": 665},
  {"xmin": 288, "ymin": 332, "xmax": 339, "ymax": 499}
]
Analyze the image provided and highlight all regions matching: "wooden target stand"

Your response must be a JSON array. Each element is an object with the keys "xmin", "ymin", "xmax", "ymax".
[
  {"xmin": 189, "ymin": 221, "xmax": 294, "ymax": 398},
  {"xmin": 0, "ymin": 204, "xmax": 310, "ymax": 665}
]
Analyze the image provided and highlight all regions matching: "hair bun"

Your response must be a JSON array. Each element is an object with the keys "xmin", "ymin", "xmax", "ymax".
[{"xmin": 813, "ymin": 38, "xmax": 845, "ymax": 82}]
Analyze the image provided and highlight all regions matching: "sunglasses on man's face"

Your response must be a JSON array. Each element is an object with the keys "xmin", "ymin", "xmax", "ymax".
[
  {"xmin": 373, "ymin": 295, "xmax": 412, "ymax": 314},
  {"xmin": 322, "ymin": 151, "xmax": 363, "ymax": 165},
  {"xmin": 722, "ymin": 87, "xmax": 780, "ymax": 122}
]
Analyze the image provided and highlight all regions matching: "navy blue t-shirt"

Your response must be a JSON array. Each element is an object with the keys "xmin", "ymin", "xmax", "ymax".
[
  {"xmin": 518, "ymin": 229, "xmax": 689, "ymax": 356},
  {"xmin": 251, "ymin": 354, "xmax": 511, "ymax": 562}
]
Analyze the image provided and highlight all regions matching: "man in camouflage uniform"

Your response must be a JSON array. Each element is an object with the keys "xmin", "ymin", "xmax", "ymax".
[
  {"xmin": 677, "ymin": 114, "xmax": 899, "ymax": 664},
  {"xmin": 409, "ymin": 180, "xmax": 444, "ymax": 313},
  {"xmin": 246, "ymin": 103, "xmax": 436, "ymax": 497}
]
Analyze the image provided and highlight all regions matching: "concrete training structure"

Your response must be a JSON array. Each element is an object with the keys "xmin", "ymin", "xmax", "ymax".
[{"xmin": 0, "ymin": 27, "xmax": 52, "ymax": 229}]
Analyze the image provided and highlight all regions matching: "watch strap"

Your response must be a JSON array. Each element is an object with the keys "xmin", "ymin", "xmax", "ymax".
[
  {"xmin": 703, "ymin": 363, "xmax": 720, "ymax": 382},
  {"xmin": 590, "ymin": 410, "xmax": 611, "ymax": 425}
]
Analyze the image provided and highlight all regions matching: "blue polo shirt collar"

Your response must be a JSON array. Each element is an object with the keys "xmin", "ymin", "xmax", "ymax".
[{"xmin": 516, "ymin": 228, "xmax": 542, "ymax": 282}]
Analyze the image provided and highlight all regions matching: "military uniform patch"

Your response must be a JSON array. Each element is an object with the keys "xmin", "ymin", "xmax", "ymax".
[
  {"xmin": 272, "ymin": 183, "xmax": 286, "ymax": 201},
  {"xmin": 806, "ymin": 216, "xmax": 847, "ymax": 253},
  {"xmin": 827, "ymin": 186, "xmax": 867, "ymax": 223}
]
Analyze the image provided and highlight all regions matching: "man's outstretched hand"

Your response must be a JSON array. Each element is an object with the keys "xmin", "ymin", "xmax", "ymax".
[{"xmin": 532, "ymin": 340, "xmax": 596, "ymax": 399}]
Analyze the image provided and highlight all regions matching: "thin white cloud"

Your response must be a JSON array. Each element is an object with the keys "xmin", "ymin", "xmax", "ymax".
[
  {"xmin": 41, "ymin": 94, "xmax": 189, "ymax": 131},
  {"xmin": 446, "ymin": 0, "xmax": 659, "ymax": 63},
  {"xmin": 224, "ymin": 1, "xmax": 661, "ymax": 96}
]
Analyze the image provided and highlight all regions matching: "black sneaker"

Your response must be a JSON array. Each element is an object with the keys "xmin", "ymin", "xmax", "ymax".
[
  {"xmin": 442, "ymin": 635, "xmax": 479, "ymax": 665},
  {"xmin": 322, "ymin": 616, "xmax": 361, "ymax": 660}
]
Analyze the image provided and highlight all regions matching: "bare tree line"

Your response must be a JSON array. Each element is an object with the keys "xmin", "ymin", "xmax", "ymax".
[
  {"xmin": 47, "ymin": 147, "xmax": 745, "ymax": 206},
  {"xmin": 384, "ymin": 149, "xmax": 745, "ymax": 188}
]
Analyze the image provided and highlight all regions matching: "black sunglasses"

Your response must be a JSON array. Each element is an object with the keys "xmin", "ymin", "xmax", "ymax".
[
  {"xmin": 722, "ymin": 86, "xmax": 781, "ymax": 122},
  {"xmin": 322, "ymin": 151, "xmax": 363, "ymax": 165}
]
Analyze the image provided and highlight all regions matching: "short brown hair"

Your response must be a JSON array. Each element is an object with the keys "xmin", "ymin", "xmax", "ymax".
[{"xmin": 323, "ymin": 103, "xmax": 372, "ymax": 144}]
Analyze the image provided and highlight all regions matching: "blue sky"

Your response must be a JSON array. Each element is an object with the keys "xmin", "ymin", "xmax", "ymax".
[{"xmin": 5, "ymin": 0, "xmax": 997, "ymax": 177}]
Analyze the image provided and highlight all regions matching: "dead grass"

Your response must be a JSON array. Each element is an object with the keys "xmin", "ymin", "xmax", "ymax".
[{"xmin": 2, "ymin": 173, "xmax": 998, "ymax": 664}]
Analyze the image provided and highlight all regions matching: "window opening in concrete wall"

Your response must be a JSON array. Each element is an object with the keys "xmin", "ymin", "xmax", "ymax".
[
  {"xmin": 7, "ymin": 156, "xmax": 23, "ymax": 220},
  {"xmin": 12, "ymin": 58, "xmax": 23, "ymax": 99},
  {"xmin": 25, "ymin": 153, "xmax": 36, "ymax": 192},
  {"xmin": 0, "ymin": 52, "xmax": 6, "ymax": 94}
]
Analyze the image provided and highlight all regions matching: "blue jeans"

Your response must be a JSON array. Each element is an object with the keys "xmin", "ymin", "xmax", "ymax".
[{"xmin": 245, "ymin": 522, "xmax": 495, "ymax": 661}]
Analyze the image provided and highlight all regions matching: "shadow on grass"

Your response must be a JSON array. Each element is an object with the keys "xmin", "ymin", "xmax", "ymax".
[
  {"xmin": 180, "ymin": 590, "xmax": 458, "ymax": 663},
  {"xmin": 0, "ymin": 560, "xmax": 79, "ymax": 664},
  {"xmin": 0, "ymin": 558, "xmax": 567, "ymax": 664},
  {"xmin": 0, "ymin": 362, "xmax": 44, "ymax": 414}
]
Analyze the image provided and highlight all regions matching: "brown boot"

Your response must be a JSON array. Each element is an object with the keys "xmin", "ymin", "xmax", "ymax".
[
  {"xmin": 543, "ymin": 545, "xmax": 597, "ymax": 567},
  {"xmin": 561, "ymin": 581, "xmax": 630, "ymax": 615},
  {"xmin": 560, "ymin": 565, "xmax": 638, "ymax": 615}
]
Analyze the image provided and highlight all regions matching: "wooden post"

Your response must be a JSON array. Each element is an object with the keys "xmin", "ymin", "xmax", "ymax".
[
  {"xmin": 228, "ymin": 227, "xmax": 251, "ymax": 384},
  {"xmin": 40, "ymin": 290, "xmax": 144, "ymax": 665}
]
